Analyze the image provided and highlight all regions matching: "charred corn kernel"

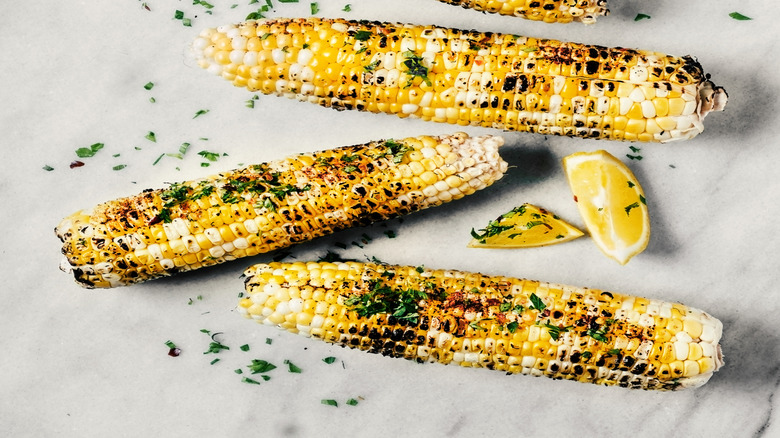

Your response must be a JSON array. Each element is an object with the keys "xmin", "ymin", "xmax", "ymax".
[
  {"xmin": 194, "ymin": 18, "xmax": 727, "ymax": 144},
  {"xmin": 241, "ymin": 262, "xmax": 724, "ymax": 390},
  {"xmin": 55, "ymin": 133, "xmax": 507, "ymax": 288}
]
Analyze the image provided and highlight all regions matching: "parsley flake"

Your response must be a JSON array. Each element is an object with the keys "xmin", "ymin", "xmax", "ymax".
[
  {"xmin": 529, "ymin": 293, "xmax": 546, "ymax": 311},
  {"xmin": 75, "ymin": 142, "xmax": 105, "ymax": 158},
  {"xmin": 248, "ymin": 359, "xmax": 277, "ymax": 374},
  {"xmin": 729, "ymin": 12, "xmax": 752, "ymax": 21},
  {"xmin": 401, "ymin": 51, "xmax": 431, "ymax": 87},
  {"xmin": 284, "ymin": 359, "xmax": 303, "ymax": 373}
]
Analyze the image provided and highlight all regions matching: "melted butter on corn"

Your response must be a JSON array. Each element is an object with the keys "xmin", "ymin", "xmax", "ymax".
[
  {"xmin": 55, "ymin": 133, "xmax": 507, "ymax": 288},
  {"xmin": 193, "ymin": 18, "xmax": 727, "ymax": 143},
  {"xmin": 241, "ymin": 261, "xmax": 725, "ymax": 390}
]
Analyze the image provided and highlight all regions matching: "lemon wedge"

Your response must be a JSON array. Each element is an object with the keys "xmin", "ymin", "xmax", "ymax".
[
  {"xmin": 562, "ymin": 150, "xmax": 650, "ymax": 265},
  {"xmin": 468, "ymin": 203, "xmax": 584, "ymax": 248}
]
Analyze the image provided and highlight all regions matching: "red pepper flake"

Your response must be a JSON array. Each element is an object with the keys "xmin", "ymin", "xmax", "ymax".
[
  {"xmin": 70, "ymin": 160, "xmax": 85, "ymax": 168},
  {"xmin": 168, "ymin": 347, "xmax": 182, "ymax": 357}
]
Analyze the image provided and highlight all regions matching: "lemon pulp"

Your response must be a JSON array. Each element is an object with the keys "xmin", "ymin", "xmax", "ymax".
[{"xmin": 563, "ymin": 150, "xmax": 650, "ymax": 264}]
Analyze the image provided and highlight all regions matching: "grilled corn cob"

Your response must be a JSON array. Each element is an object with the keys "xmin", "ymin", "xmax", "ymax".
[
  {"xmin": 241, "ymin": 261, "xmax": 724, "ymax": 390},
  {"xmin": 436, "ymin": 0, "xmax": 609, "ymax": 24},
  {"xmin": 193, "ymin": 18, "xmax": 727, "ymax": 143},
  {"xmin": 55, "ymin": 133, "xmax": 507, "ymax": 288}
]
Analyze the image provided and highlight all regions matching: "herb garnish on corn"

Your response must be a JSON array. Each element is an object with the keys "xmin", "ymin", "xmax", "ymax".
[
  {"xmin": 55, "ymin": 133, "xmax": 507, "ymax": 288},
  {"xmin": 241, "ymin": 261, "xmax": 724, "ymax": 390},
  {"xmin": 193, "ymin": 18, "xmax": 727, "ymax": 143}
]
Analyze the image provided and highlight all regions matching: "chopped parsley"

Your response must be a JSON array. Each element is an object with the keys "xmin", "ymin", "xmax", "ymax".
[
  {"xmin": 198, "ymin": 150, "xmax": 221, "ymax": 162},
  {"xmin": 242, "ymin": 377, "xmax": 261, "ymax": 385},
  {"xmin": 470, "ymin": 223, "xmax": 513, "ymax": 243},
  {"xmin": 346, "ymin": 398, "xmax": 359, "ymax": 406},
  {"xmin": 43, "ymin": 165, "xmax": 54, "ymax": 171},
  {"xmin": 529, "ymin": 293, "xmax": 546, "ymax": 311},
  {"xmin": 468, "ymin": 321, "xmax": 486, "ymax": 331},
  {"xmin": 240, "ymin": 344, "xmax": 250, "ymax": 352},
  {"xmin": 310, "ymin": 2, "xmax": 319, "ymax": 14},
  {"xmin": 354, "ymin": 30, "xmax": 371, "ymax": 41},
  {"xmin": 143, "ymin": 81, "xmax": 155, "ymax": 90},
  {"xmin": 342, "ymin": 4, "xmax": 351, "ymax": 12},
  {"xmin": 540, "ymin": 321, "xmax": 573, "ymax": 341},
  {"xmin": 145, "ymin": 132, "xmax": 156, "ymax": 142},
  {"xmin": 193, "ymin": 109, "xmax": 210, "ymax": 118},
  {"xmin": 624, "ymin": 202, "xmax": 640, "ymax": 215},
  {"xmin": 284, "ymin": 359, "xmax": 303, "ymax": 373},
  {"xmin": 246, "ymin": 95, "xmax": 260, "ymax": 108},
  {"xmin": 323, "ymin": 356, "xmax": 337, "ymax": 364},
  {"xmin": 112, "ymin": 164, "xmax": 127, "ymax": 171},
  {"xmin": 634, "ymin": 13, "xmax": 651, "ymax": 21},
  {"xmin": 383, "ymin": 139, "xmax": 411, "ymax": 163},
  {"xmin": 321, "ymin": 399, "xmax": 338, "ymax": 407},
  {"xmin": 401, "ymin": 51, "xmax": 431, "ymax": 87},
  {"xmin": 584, "ymin": 320, "xmax": 613, "ymax": 343},
  {"xmin": 248, "ymin": 359, "xmax": 277, "ymax": 374},
  {"xmin": 729, "ymin": 12, "xmax": 752, "ymax": 21},
  {"xmin": 204, "ymin": 338, "xmax": 230, "ymax": 354},
  {"xmin": 344, "ymin": 281, "xmax": 427, "ymax": 324},
  {"xmin": 363, "ymin": 59, "xmax": 381, "ymax": 72},
  {"xmin": 506, "ymin": 321, "xmax": 519, "ymax": 333},
  {"xmin": 75, "ymin": 142, "xmax": 105, "ymax": 158}
]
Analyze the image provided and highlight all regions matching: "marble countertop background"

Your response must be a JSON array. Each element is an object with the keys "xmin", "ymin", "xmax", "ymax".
[{"xmin": 2, "ymin": 1, "xmax": 779, "ymax": 436}]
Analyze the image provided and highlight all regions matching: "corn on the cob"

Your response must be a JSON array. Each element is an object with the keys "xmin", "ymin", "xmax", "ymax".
[
  {"xmin": 241, "ymin": 261, "xmax": 724, "ymax": 390},
  {"xmin": 55, "ymin": 133, "xmax": 507, "ymax": 288},
  {"xmin": 193, "ymin": 18, "xmax": 727, "ymax": 143},
  {"xmin": 436, "ymin": 0, "xmax": 609, "ymax": 24}
]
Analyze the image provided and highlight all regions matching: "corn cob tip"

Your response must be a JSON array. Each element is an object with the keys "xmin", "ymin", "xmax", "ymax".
[
  {"xmin": 699, "ymin": 80, "xmax": 728, "ymax": 116},
  {"xmin": 240, "ymin": 261, "xmax": 724, "ymax": 390}
]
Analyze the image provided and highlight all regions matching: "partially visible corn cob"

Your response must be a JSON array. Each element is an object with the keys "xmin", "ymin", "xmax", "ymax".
[
  {"xmin": 193, "ymin": 18, "xmax": 727, "ymax": 143},
  {"xmin": 55, "ymin": 133, "xmax": 507, "ymax": 288},
  {"xmin": 241, "ymin": 261, "xmax": 724, "ymax": 390},
  {"xmin": 436, "ymin": 0, "xmax": 609, "ymax": 24}
]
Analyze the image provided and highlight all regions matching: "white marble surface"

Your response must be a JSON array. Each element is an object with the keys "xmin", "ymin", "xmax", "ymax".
[{"xmin": 2, "ymin": 1, "xmax": 779, "ymax": 436}]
